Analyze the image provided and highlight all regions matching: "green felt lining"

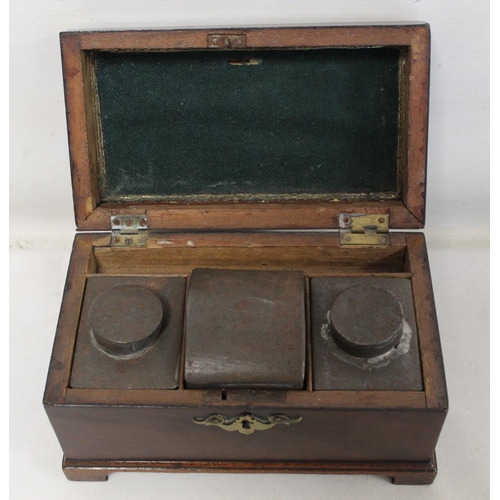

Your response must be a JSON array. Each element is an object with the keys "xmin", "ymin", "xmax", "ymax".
[{"xmin": 93, "ymin": 47, "xmax": 403, "ymax": 202}]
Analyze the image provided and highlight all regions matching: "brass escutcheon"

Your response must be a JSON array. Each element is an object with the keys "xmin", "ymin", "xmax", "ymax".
[{"xmin": 192, "ymin": 413, "xmax": 302, "ymax": 435}]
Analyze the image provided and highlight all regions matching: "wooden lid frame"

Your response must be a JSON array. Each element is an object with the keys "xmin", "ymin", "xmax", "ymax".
[{"xmin": 61, "ymin": 24, "xmax": 430, "ymax": 232}]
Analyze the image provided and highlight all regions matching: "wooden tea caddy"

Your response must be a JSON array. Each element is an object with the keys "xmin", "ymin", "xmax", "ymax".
[{"xmin": 44, "ymin": 24, "xmax": 448, "ymax": 485}]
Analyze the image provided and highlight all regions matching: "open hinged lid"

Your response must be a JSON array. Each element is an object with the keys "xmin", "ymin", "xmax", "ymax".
[{"xmin": 61, "ymin": 24, "xmax": 430, "ymax": 233}]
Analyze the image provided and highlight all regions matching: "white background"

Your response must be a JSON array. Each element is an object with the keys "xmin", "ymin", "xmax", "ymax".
[{"xmin": 10, "ymin": 1, "xmax": 489, "ymax": 499}]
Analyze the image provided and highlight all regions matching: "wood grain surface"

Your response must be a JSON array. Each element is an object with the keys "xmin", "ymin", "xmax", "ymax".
[{"xmin": 59, "ymin": 25, "xmax": 430, "ymax": 231}]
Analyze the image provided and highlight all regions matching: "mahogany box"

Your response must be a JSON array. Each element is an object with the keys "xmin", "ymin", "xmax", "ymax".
[{"xmin": 44, "ymin": 23, "xmax": 448, "ymax": 484}]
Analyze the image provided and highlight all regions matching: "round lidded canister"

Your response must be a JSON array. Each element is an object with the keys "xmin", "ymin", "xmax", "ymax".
[
  {"xmin": 89, "ymin": 285, "xmax": 164, "ymax": 357},
  {"xmin": 329, "ymin": 285, "xmax": 404, "ymax": 359}
]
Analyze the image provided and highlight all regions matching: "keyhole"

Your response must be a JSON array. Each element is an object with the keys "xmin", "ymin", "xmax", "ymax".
[{"xmin": 242, "ymin": 420, "xmax": 251, "ymax": 430}]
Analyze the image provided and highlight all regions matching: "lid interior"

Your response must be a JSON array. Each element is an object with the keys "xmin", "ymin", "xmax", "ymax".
[
  {"xmin": 94, "ymin": 47, "xmax": 403, "ymax": 203},
  {"xmin": 61, "ymin": 26, "xmax": 430, "ymax": 230}
]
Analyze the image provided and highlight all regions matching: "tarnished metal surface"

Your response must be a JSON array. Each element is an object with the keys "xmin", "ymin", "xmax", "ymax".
[
  {"xmin": 207, "ymin": 34, "xmax": 247, "ymax": 49},
  {"xmin": 110, "ymin": 215, "xmax": 148, "ymax": 247},
  {"xmin": 110, "ymin": 231, "xmax": 148, "ymax": 248},
  {"xmin": 339, "ymin": 213, "xmax": 389, "ymax": 232},
  {"xmin": 185, "ymin": 269, "xmax": 306, "ymax": 390},
  {"xmin": 339, "ymin": 232, "xmax": 391, "ymax": 246},
  {"xmin": 330, "ymin": 285, "xmax": 404, "ymax": 358},
  {"xmin": 89, "ymin": 285, "xmax": 164, "ymax": 357},
  {"xmin": 339, "ymin": 213, "xmax": 390, "ymax": 246},
  {"xmin": 311, "ymin": 278, "xmax": 422, "ymax": 391},
  {"xmin": 70, "ymin": 276, "xmax": 186, "ymax": 389},
  {"xmin": 110, "ymin": 215, "xmax": 148, "ymax": 233}
]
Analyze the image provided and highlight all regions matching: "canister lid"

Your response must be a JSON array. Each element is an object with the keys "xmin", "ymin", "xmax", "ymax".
[
  {"xmin": 330, "ymin": 285, "xmax": 404, "ymax": 358},
  {"xmin": 89, "ymin": 285, "xmax": 164, "ymax": 357}
]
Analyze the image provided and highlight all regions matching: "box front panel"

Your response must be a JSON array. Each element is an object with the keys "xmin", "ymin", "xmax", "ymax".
[{"xmin": 46, "ymin": 405, "xmax": 445, "ymax": 462}]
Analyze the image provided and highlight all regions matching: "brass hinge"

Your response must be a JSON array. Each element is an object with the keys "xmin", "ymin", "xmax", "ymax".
[
  {"xmin": 339, "ymin": 213, "xmax": 390, "ymax": 246},
  {"xmin": 110, "ymin": 215, "xmax": 148, "ymax": 247}
]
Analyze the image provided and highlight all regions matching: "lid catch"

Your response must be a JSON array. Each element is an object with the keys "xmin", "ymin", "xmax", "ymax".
[
  {"xmin": 207, "ymin": 33, "xmax": 247, "ymax": 49},
  {"xmin": 339, "ymin": 213, "xmax": 390, "ymax": 246}
]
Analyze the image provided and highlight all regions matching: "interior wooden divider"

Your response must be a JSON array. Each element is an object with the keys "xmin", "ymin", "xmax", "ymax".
[{"xmin": 93, "ymin": 245, "xmax": 408, "ymax": 275}]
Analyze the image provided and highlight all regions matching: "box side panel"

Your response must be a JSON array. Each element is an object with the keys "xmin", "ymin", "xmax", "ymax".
[
  {"xmin": 406, "ymin": 233, "xmax": 448, "ymax": 409},
  {"xmin": 43, "ymin": 234, "xmax": 99, "ymax": 404},
  {"xmin": 45, "ymin": 405, "xmax": 446, "ymax": 462}
]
